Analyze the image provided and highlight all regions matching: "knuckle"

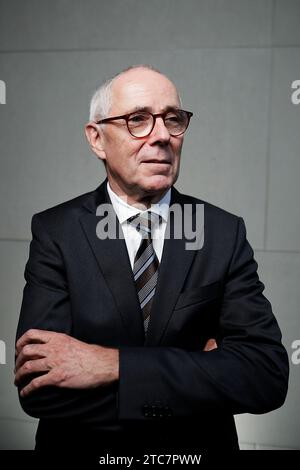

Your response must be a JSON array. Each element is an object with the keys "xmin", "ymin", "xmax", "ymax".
[
  {"xmin": 27, "ymin": 329, "xmax": 36, "ymax": 339},
  {"xmin": 24, "ymin": 361, "xmax": 32, "ymax": 371},
  {"xmin": 32, "ymin": 378, "xmax": 40, "ymax": 389},
  {"xmin": 23, "ymin": 344, "xmax": 32, "ymax": 355},
  {"xmin": 55, "ymin": 369, "xmax": 67, "ymax": 384}
]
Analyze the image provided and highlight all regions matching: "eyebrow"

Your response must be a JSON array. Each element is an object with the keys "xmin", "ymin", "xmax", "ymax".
[{"xmin": 128, "ymin": 105, "xmax": 181, "ymax": 114}]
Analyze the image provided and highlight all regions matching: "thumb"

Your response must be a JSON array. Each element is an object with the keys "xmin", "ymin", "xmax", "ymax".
[{"xmin": 203, "ymin": 338, "xmax": 218, "ymax": 351}]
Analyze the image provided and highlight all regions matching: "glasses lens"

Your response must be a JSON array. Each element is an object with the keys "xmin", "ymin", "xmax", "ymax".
[
  {"xmin": 164, "ymin": 110, "xmax": 189, "ymax": 136},
  {"xmin": 127, "ymin": 112, "xmax": 153, "ymax": 137}
]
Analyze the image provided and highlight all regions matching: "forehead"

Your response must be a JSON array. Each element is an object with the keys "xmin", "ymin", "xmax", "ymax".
[{"xmin": 110, "ymin": 70, "xmax": 180, "ymax": 113}]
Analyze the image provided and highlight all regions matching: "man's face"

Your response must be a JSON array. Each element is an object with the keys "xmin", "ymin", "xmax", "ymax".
[{"xmin": 92, "ymin": 69, "xmax": 184, "ymax": 205}]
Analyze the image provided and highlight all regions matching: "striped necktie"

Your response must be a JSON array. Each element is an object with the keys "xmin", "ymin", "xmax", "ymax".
[{"xmin": 128, "ymin": 212, "xmax": 161, "ymax": 333}]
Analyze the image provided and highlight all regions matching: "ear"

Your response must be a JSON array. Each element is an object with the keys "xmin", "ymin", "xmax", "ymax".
[{"xmin": 84, "ymin": 122, "xmax": 107, "ymax": 163}]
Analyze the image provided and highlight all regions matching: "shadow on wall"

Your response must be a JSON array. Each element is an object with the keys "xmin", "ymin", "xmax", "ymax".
[{"xmin": 0, "ymin": 419, "xmax": 38, "ymax": 450}]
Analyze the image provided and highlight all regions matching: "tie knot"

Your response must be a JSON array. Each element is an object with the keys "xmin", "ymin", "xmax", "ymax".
[{"xmin": 128, "ymin": 211, "xmax": 162, "ymax": 236}]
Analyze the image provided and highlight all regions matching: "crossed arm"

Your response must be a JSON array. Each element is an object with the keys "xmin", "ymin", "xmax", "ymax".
[
  {"xmin": 14, "ymin": 329, "xmax": 217, "ymax": 397},
  {"xmin": 15, "ymin": 213, "xmax": 288, "ymax": 421}
]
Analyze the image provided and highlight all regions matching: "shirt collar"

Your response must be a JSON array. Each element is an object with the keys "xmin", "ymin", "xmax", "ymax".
[{"xmin": 107, "ymin": 181, "xmax": 171, "ymax": 225}]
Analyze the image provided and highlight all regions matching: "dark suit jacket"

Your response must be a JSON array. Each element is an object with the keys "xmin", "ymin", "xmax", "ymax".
[{"xmin": 16, "ymin": 180, "xmax": 289, "ymax": 452}]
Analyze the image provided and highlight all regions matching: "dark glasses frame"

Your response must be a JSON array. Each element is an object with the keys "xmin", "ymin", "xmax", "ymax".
[{"xmin": 95, "ymin": 109, "xmax": 193, "ymax": 137}]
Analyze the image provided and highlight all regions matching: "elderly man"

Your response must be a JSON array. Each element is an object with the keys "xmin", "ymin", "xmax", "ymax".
[{"xmin": 15, "ymin": 65, "xmax": 288, "ymax": 452}]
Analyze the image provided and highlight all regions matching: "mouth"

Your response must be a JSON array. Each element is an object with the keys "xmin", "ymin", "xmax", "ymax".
[{"xmin": 142, "ymin": 159, "xmax": 171, "ymax": 165}]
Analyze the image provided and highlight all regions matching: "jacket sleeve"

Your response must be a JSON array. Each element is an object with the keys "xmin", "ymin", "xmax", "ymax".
[
  {"xmin": 16, "ymin": 214, "xmax": 118, "ymax": 423},
  {"xmin": 118, "ymin": 217, "xmax": 289, "ymax": 420}
]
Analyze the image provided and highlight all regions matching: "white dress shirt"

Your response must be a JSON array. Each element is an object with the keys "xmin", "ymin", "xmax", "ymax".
[{"xmin": 107, "ymin": 182, "xmax": 171, "ymax": 268}]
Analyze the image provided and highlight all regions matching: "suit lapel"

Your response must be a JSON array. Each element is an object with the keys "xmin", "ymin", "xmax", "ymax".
[
  {"xmin": 79, "ymin": 181, "xmax": 144, "ymax": 345},
  {"xmin": 145, "ymin": 188, "xmax": 202, "ymax": 346},
  {"xmin": 79, "ymin": 181, "xmax": 202, "ymax": 347}
]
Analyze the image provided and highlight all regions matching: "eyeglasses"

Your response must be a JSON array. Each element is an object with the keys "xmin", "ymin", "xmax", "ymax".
[{"xmin": 96, "ymin": 109, "xmax": 193, "ymax": 138}]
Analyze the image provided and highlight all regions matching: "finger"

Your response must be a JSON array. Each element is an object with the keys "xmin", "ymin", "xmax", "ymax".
[
  {"xmin": 15, "ymin": 358, "xmax": 50, "ymax": 385},
  {"xmin": 15, "ymin": 344, "xmax": 46, "ymax": 372},
  {"xmin": 19, "ymin": 371, "xmax": 56, "ymax": 397},
  {"xmin": 16, "ymin": 329, "xmax": 54, "ymax": 355},
  {"xmin": 203, "ymin": 338, "xmax": 218, "ymax": 351}
]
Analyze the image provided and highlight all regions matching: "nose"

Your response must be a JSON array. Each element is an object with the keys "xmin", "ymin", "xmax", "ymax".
[{"xmin": 147, "ymin": 116, "xmax": 171, "ymax": 145}]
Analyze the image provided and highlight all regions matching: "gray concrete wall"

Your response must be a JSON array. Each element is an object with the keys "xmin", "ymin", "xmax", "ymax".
[{"xmin": 0, "ymin": 0, "xmax": 299, "ymax": 449}]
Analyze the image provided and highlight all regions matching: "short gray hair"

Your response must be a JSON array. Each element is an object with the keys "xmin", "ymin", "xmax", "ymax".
[{"xmin": 89, "ymin": 65, "xmax": 173, "ymax": 122}]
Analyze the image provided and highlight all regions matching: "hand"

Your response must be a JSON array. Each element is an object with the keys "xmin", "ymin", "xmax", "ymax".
[
  {"xmin": 14, "ymin": 329, "xmax": 119, "ymax": 397},
  {"xmin": 203, "ymin": 338, "xmax": 218, "ymax": 351}
]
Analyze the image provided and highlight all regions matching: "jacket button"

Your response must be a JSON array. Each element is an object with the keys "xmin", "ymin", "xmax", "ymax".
[
  {"xmin": 142, "ymin": 404, "xmax": 151, "ymax": 417},
  {"xmin": 164, "ymin": 406, "xmax": 173, "ymax": 417}
]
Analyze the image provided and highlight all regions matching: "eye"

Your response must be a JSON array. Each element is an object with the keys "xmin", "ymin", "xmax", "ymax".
[
  {"xmin": 128, "ymin": 113, "xmax": 149, "ymax": 124},
  {"xmin": 166, "ymin": 115, "xmax": 180, "ymax": 122},
  {"xmin": 165, "ymin": 112, "xmax": 184, "ymax": 125}
]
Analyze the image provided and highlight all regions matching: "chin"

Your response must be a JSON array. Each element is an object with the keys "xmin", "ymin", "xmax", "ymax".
[{"xmin": 142, "ymin": 175, "xmax": 174, "ymax": 194}]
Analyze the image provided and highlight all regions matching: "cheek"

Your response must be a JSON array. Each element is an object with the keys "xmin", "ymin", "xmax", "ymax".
[
  {"xmin": 107, "ymin": 139, "xmax": 141, "ymax": 168},
  {"xmin": 172, "ymin": 141, "xmax": 183, "ymax": 160},
  {"xmin": 177, "ymin": 137, "xmax": 184, "ymax": 151},
  {"xmin": 128, "ymin": 140, "xmax": 148, "ymax": 162}
]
